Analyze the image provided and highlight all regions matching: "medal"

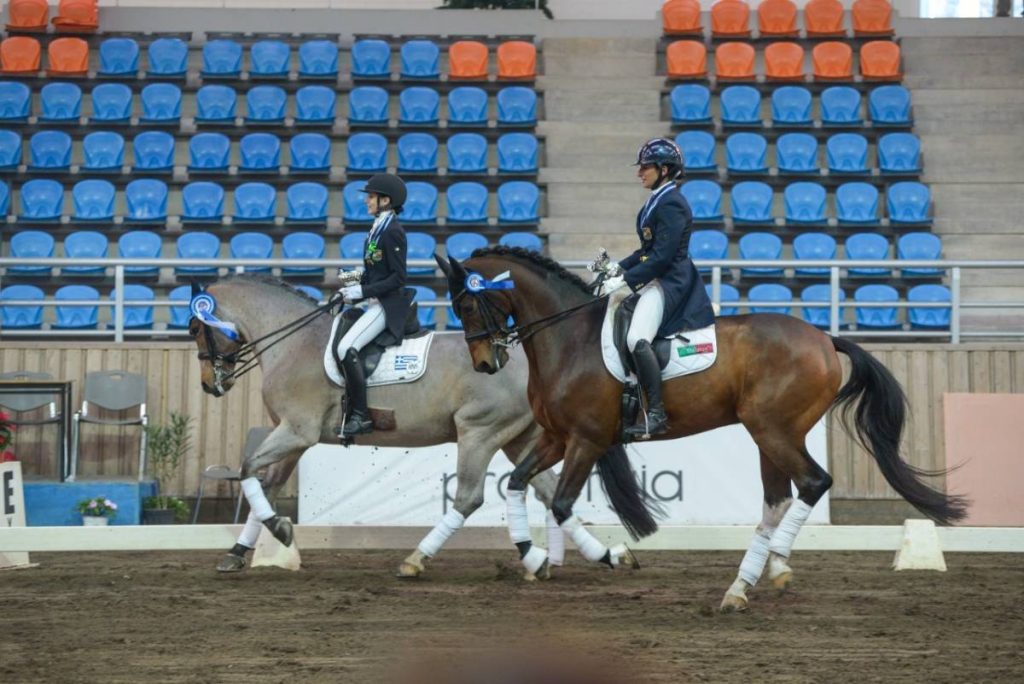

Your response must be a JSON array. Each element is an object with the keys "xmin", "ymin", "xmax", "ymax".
[
  {"xmin": 372, "ymin": 250, "xmax": 383, "ymax": 263},
  {"xmin": 642, "ymin": 226, "xmax": 653, "ymax": 241}
]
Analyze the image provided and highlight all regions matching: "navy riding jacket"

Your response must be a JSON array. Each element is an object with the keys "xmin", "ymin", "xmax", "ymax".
[{"xmin": 358, "ymin": 213, "xmax": 414, "ymax": 340}]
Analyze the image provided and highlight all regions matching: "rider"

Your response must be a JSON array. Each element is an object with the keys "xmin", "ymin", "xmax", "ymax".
[
  {"xmin": 333, "ymin": 173, "xmax": 413, "ymax": 439},
  {"xmin": 605, "ymin": 138, "xmax": 716, "ymax": 437}
]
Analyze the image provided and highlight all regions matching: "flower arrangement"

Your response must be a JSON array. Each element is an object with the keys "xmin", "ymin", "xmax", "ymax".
[
  {"xmin": 77, "ymin": 496, "xmax": 118, "ymax": 519},
  {"xmin": 0, "ymin": 411, "xmax": 16, "ymax": 462}
]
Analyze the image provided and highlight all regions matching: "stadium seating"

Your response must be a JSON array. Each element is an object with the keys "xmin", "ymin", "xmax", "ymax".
[
  {"xmin": 1, "ymin": 36, "xmax": 41, "ymax": 73},
  {"xmin": 233, "ymin": 182, "xmax": 276, "ymax": 222},
  {"xmin": 836, "ymin": 181, "xmax": 879, "ymax": 224},
  {"xmin": 403, "ymin": 181, "xmax": 439, "ymax": 223},
  {"xmin": 908, "ymin": 284, "xmax": 951, "ymax": 329},
  {"xmin": 812, "ymin": 42, "xmax": 853, "ymax": 80},
  {"xmin": 71, "ymin": 179, "xmax": 115, "ymax": 220},
  {"xmin": 0, "ymin": 130, "xmax": 21, "ymax": 169},
  {"xmin": 348, "ymin": 86, "xmax": 389, "ymax": 126},
  {"xmin": 793, "ymin": 232, "xmax": 837, "ymax": 277},
  {"xmin": 498, "ymin": 181, "xmax": 540, "ymax": 223},
  {"xmin": 29, "ymin": 130, "xmax": 72, "ymax": 170},
  {"xmin": 40, "ymin": 82, "xmax": 82, "ymax": 121},
  {"xmin": 352, "ymin": 39, "xmax": 391, "ymax": 79},
  {"xmin": 175, "ymin": 232, "xmax": 221, "ymax": 276},
  {"xmin": 826, "ymin": 133, "xmax": 869, "ymax": 174},
  {"xmin": 407, "ymin": 232, "xmax": 438, "ymax": 275},
  {"xmin": 711, "ymin": 0, "xmax": 752, "ymax": 38},
  {"xmin": 758, "ymin": 0, "xmax": 799, "ymax": 37},
  {"xmin": 168, "ymin": 286, "xmax": 193, "ymax": 329},
  {"xmin": 446, "ymin": 182, "xmax": 488, "ymax": 223},
  {"xmin": 805, "ymin": 0, "xmax": 846, "ymax": 37},
  {"xmin": 771, "ymin": 86, "xmax": 812, "ymax": 126},
  {"xmin": 820, "ymin": 86, "xmax": 863, "ymax": 126},
  {"xmin": 764, "ymin": 42, "xmax": 804, "ymax": 81},
  {"xmin": 446, "ymin": 292, "xmax": 463, "ymax": 330},
  {"xmin": 6, "ymin": 0, "xmax": 49, "ymax": 32},
  {"xmin": 110, "ymin": 285, "xmax": 156, "ymax": 329},
  {"xmin": 739, "ymin": 232, "xmax": 783, "ymax": 277},
  {"xmin": 748, "ymin": 283, "xmax": 792, "ymax": 315},
  {"xmin": 202, "ymin": 39, "xmax": 243, "ymax": 78},
  {"xmin": 670, "ymin": 84, "xmax": 711, "ymax": 124},
  {"xmin": 499, "ymin": 232, "xmax": 543, "ymax": 252},
  {"xmin": 497, "ymin": 133, "xmax": 539, "ymax": 174},
  {"xmin": 853, "ymin": 0, "xmax": 894, "ymax": 36},
  {"xmin": 195, "ymin": 84, "xmax": 236, "ymax": 123},
  {"xmin": 245, "ymin": 86, "xmax": 287, "ymax": 123},
  {"xmin": 496, "ymin": 87, "xmax": 537, "ymax": 126},
  {"xmin": 294, "ymin": 285, "xmax": 323, "ymax": 302},
  {"xmin": 53, "ymin": 0, "xmax": 99, "ymax": 33},
  {"xmin": 140, "ymin": 83, "xmax": 182, "ymax": 123},
  {"xmin": 132, "ymin": 131, "xmax": 175, "ymax": 172},
  {"xmin": 82, "ymin": 131, "xmax": 124, "ymax": 171},
  {"xmin": 118, "ymin": 231, "xmax": 162, "ymax": 277},
  {"xmin": 147, "ymin": 38, "xmax": 188, "ymax": 77},
  {"xmin": 689, "ymin": 229, "xmax": 729, "ymax": 271},
  {"xmin": 860, "ymin": 41, "xmax": 901, "ymax": 80},
  {"xmin": 447, "ymin": 133, "xmax": 488, "ymax": 174},
  {"xmin": 878, "ymin": 132, "xmax": 921, "ymax": 173},
  {"xmin": 706, "ymin": 283, "xmax": 740, "ymax": 316},
  {"xmin": 54, "ymin": 285, "xmax": 99, "ymax": 330},
  {"xmin": 346, "ymin": 132, "xmax": 387, "ymax": 173},
  {"xmin": 238, "ymin": 133, "xmax": 281, "ymax": 172},
  {"xmin": 730, "ymin": 181, "xmax": 773, "ymax": 223},
  {"xmin": 397, "ymin": 133, "xmax": 439, "ymax": 174},
  {"xmin": 662, "ymin": 0, "xmax": 702, "ymax": 35},
  {"xmin": 720, "ymin": 86, "xmax": 761, "ymax": 126},
  {"xmin": 230, "ymin": 232, "xmax": 273, "ymax": 272},
  {"xmin": 98, "ymin": 38, "xmax": 139, "ymax": 77},
  {"xmin": 784, "ymin": 182, "xmax": 827, "ymax": 223},
  {"xmin": 399, "ymin": 86, "xmax": 440, "ymax": 126},
  {"xmin": 19, "ymin": 179, "xmax": 64, "ymax": 221},
  {"xmin": 282, "ymin": 232, "xmax": 325, "ymax": 277},
  {"xmin": 188, "ymin": 133, "xmax": 231, "ymax": 172},
  {"xmin": 887, "ymin": 181, "xmax": 931, "ymax": 224},
  {"xmin": 676, "ymin": 130, "xmax": 717, "ymax": 172},
  {"xmin": 776, "ymin": 133, "xmax": 819, "ymax": 174},
  {"xmin": 285, "ymin": 182, "xmax": 329, "ymax": 222},
  {"xmin": 295, "ymin": 85, "xmax": 335, "ymax": 124},
  {"xmin": 289, "ymin": 133, "xmax": 331, "ymax": 172},
  {"xmin": 666, "ymin": 41, "xmax": 707, "ymax": 80},
  {"xmin": 298, "ymin": 40, "xmax": 339, "ymax": 78},
  {"xmin": 125, "ymin": 179, "xmax": 168, "ymax": 222},
  {"xmin": 343, "ymin": 180, "xmax": 372, "ymax": 223},
  {"xmin": 411, "ymin": 285, "xmax": 437, "ymax": 329},
  {"xmin": 250, "ymin": 40, "xmax": 290, "ymax": 79},
  {"xmin": 725, "ymin": 132, "xmax": 768, "ymax": 174},
  {"xmin": 90, "ymin": 83, "xmax": 132, "ymax": 122},
  {"xmin": 446, "ymin": 232, "xmax": 488, "ymax": 261},
  {"xmin": 340, "ymin": 232, "xmax": 366, "ymax": 262},
  {"xmin": 8, "ymin": 230, "xmax": 54, "ymax": 275},
  {"xmin": 845, "ymin": 233, "xmax": 890, "ymax": 276},
  {"xmin": 681, "ymin": 180, "xmax": 724, "ymax": 221},
  {"xmin": 497, "ymin": 41, "xmax": 536, "ymax": 80},
  {"xmin": 898, "ymin": 232, "xmax": 943, "ymax": 276},
  {"xmin": 48, "ymin": 38, "xmax": 89, "ymax": 76},
  {"xmin": 854, "ymin": 284, "xmax": 899, "ymax": 329},
  {"xmin": 1, "ymin": 284, "xmax": 44, "ymax": 329},
  {"xmin": 800, "ymin": 284, "xmax": 846, "ymax": 329},
  {"xmin": 181, "ymin": 181, "xmax": 225, "ymax": 222},
  {"xmin": 869, "ymin": 85, "xmax": 912, "ymax": 126},
  {"xmin": 448, "ymin": 86, "xmax": 488, "ymax": 126},
  {"xmin": 715, "ymin": 42, "xmax": 756, "ymax": 80},
  {"xmin": 0, "ymin": 81, "xmax": 31, "ymax": 120},
  {"xmin": 401, "ymin": 40, "xmax": 440, "ymax": 79},
  {"xmin": 448, "ymin": 41, "xmax": 488, "ymax": 80},
  {"xmin": 0, "ymin": 180, "xmax": 9, "ymax": 215}
]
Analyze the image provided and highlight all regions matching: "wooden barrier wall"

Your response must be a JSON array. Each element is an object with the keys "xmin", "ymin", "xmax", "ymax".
[{"xmin": 3, "ymin": 342, "xmax": 1023, "ymax": 501}]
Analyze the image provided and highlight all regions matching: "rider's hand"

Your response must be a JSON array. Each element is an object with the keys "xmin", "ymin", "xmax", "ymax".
[
  {"xmin": 601, "ymin": 275, "xmax": 627, "ymax": 295},
  {"xmin": 340, "ymin": 284, "xmax": 363, "ymax": 302}
]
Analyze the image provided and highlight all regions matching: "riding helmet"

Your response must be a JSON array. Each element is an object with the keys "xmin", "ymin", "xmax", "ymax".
[{"xmin": 361, "ymin": 173, "xmax": 407, "ymax": 210}]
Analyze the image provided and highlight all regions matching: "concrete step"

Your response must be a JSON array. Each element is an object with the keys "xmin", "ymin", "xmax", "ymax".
[
  {"xmin": 921, "ymin": 134, "xmax": 1024, "ymax": 183},
  {"xmin": 540, "ymin": 37, "xmax": 657, "ymax": 58},
  {"xmin": 546, "ymin": 184, "xmax": 650, "ymax": 218},
  {"xmin": 539, "ymin": 75, "xmax": 664, "ymax": 92},
  {"xmin": 903, "ymin": 37, "xmax": 1024, "ymax": 89},
  {"xmin": 931, "ymin": 184, "xmax": 1024, "ymax": 234},
  {"xmin": 547, "ymin": 231, "xmax": 638, "ymax": 262},
  {"xmin": 541, "ymin": 55, "xmax": 656, "ymax": 79},
  {"xmin": 542, "ymin": 88, "xmax": 664, "ymax": 122}
]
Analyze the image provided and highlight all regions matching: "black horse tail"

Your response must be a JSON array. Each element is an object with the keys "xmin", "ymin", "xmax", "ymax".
[
  {"xmin": 595, "ymin": 444, "xmax": 666, "ymax": 541},
  {"xmin": 831, "ymin": 337, "xmax": 968, "ymax": 525}
]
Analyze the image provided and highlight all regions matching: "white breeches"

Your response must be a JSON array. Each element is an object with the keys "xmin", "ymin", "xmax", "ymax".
[
  {"xmin": 336, "ymin": 301, "xmax": 386, "ymax": 355},
  {"xmin": 626, "ymin": 282, "xmax": 665, "ymax": 351}
]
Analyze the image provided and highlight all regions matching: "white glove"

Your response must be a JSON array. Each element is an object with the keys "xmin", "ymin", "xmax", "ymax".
[
  {"xmin": 601, "ymin": 275, "xmax": 627, "ymax": 295},
  {"xmin": 605, "ymin": 261, "xmax": 623, "ymax": 277},
  {"xmin": 341, "ymin": 284, "xmax": 363, "ymax": 302}
]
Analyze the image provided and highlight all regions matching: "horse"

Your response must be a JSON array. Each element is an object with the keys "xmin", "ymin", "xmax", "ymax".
[
  {"xmin": 436, "ymin": 247, "xmax": 968, "ymax": 611},
  {"xmin": 186, "ymin": 274, "xmax": 643, "ymax": 578}
]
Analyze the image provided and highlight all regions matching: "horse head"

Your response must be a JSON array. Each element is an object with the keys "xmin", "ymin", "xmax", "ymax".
[
  {"xmin": 435, "ymin": 253, "xmax": 513, "ymax": 374},
  {"xmin": 187, "ymin": 280, "xmax": 247, "ymax": 397}
]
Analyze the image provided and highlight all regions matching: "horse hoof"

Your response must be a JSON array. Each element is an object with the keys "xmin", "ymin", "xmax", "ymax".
[
  {"xmin": 396, "ymin": 561, "xmax": 424, "ymax": 579},
  {"xmin": 611, "ymin": 543, "xmax": 641, "ymax": 570},
  {"xmin": 771, "ymin": 571, "xmax": 793, "ymax": 592},
  {"xmin": 216, "ymin": 553, "xmax": 247, "ymax": 573},
  {"xmin": 719, "ymin": 593, "xmax": 749, "ymax": 613},
  {"xmin": 263, "ymin": 516, "xmax": 294, "ymax": 547},
  {"xmin": 526, "ymin": 559, "xmax": 552, "ymax": 582}
]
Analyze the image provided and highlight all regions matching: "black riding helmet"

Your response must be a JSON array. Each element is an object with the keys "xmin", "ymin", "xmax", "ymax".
[
  {"xmin": 634, "ymin": 138, "xmax": 684, "ymax": 185},
  {"xmin": 361, "ymin": 173, "xmax": 407, "ymax": 213}
]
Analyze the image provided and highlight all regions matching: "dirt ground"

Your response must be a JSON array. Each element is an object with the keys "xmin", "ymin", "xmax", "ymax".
[{"xmin": 1, "ymin": 549, "xmax": 1022, "ymax": 684}]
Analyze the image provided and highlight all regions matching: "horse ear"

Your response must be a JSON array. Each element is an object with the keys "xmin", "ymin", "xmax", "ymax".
[
  {"xmin": 433, "ymin": 252, "xmax": 452, "ymax": 278},
  {"xmin": 448, "ymin": 255, "xmax": 468, "ymax": 282},
  {"xmin": 190, "ymin": 280, "xmax": 203, "ymax": 299}
]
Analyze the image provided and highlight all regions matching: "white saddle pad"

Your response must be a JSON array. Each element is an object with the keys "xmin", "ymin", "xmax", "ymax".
[
  {"xmin": 601, "ymin": 289, "xmax": 718, "ymax": 385},
  {"xmin": 323, "ymin": 317, "xmax": 434, "ymax": 388}
]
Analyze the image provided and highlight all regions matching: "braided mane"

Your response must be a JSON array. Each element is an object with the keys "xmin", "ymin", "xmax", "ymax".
[
  {"xmin": 220, "ymin": 273, "xmax": 320, "ymax": 305},
  {"xmin": 469, "ymin": 246, "xmax": 592, "ymax": 296}
]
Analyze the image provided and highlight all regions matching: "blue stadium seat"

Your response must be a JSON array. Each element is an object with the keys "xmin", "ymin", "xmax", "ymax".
[
  {"xmin": 188, "ymin": 133, "xmax": 231, "ymax": 172},
  {"xmin": 897, "ymin": 232, "xmax": 942, "ymax": 277},
  {"xmin": 448, "ymin": 86, "xmax": 488, "ymax": 126},
  {"xmin": 8, "ymin": 230, "xmax": 54, "ymax": 275},
  {"xmin": 282, "ymin": 232, "xmax": 325, "ymax": 277},
  {"xmin": 202, "ymin": 39, "xmax": 243, "ymax": 78},
  {"xmin": 118, "ymin": 231, "xmax": 162, "ymax": 277},
  {"xmin": 295, "ymin": 85, "xmax": 336, "ymax": 124},
  {"xmin": 19, "ymin": 179, "xmax": 63, "ymax": 221},
  {"xmin": 245, "ymin": 86, "xmax": 286, "ymax": 123},
  {"xmin": 230, "ymin": 232, "xmax": 274, "ymax": 273},
  {"xmin": 250, "ymin": 40, "xmax": 290, "ymax": 78},
  {"xmin": 820, "ymin": 86, "xmax": 862, "ymax": 126},
  {"xmin": 175, "ymin": 231, "xmax": 221, "ymax": 276},
  {"xmin": 401, "ymin": 40, "xmax": 440, "ymax": 79},
  {"xmin": 680, "ymin": 180, "xmax": 724, "ymax": 221},
  {"xmin": 836, "ymin": 181, "xmax": 879, "ymax": 224},
  {"xmin": 826, "ymin": 133, "xmax": 869, "ymax": 174},
  {"xmin": 98, "ymin": 38, "xmax": 139, "ymax": 77},
  {"xmin": 181, "ymin": 181, "xmax": 225, "ymax": 222},
  {"xmin": 346, "ymin": 132, "xmax": 388, "ymax": 173},
  {"xmin": 748, "ymin": 283, "xmax": 792, "ymax": 315},
  {"xmin": 351, "ymin": 39, "xmax": 391, "ymax": 79},
  {"xmin": 147, "ymin": 38, "xmax": 188, "ymax": 77},
  {"xmin": 869, "ymin": 85, "xmax": 912, "ymax": 126},
  {"xmin": 776, "ymin": 133, "xmax": 819, "ymax": 174},
  {"xmin": 499, "ymin": 232, "xmax": 543, "ymax": 252},
  {"xmin": 233, "ymin": 182, "xmax": 276, "ymax": 222},
  {"xmin": 783, "ymin": 181, "xmax": 827, "ymax": 223},
  {"xmin": 289, "ymin": 133, "xmax": 331, "ymax": 172},
  {"xmin": 40, "ymin": 82, "xmax": 82, "ymax": 122},
  {"xmin": 28, "ymin": 130, "xmax": 72, "ymax": 170},
  {"xmin": 878, "ymin": 132, "xmax": 921, "ymax": 174},
  {"xmin": 854, "ymin": 284, "xmax": 899, "ymax": 329},
  {"xmin": 403, "ymin": 181, "xmax": 439, "ymax": 223},
  {"xmin": 771, "ymin": 86, "xmax": 812, "ymax": 126},
  {"xmin": 739, "ymin": 232, "xmax": 784, "ymax": 277},
  {"xmin": 446, "ymin": 232, "xmax": 488, "ymax": 261},
  {"xmin": 62, "ymin": 230, "xmax": 108, "ymax": 277},
  {"xmin": 689, "ymin": 229, "xmax": 728, "ymax": 273},
  {"xmin": 285, "ymin": 182, "xmax": 328, "ymax": 222},
  {"xmin": 54, "ymin": 285, "xmax": 100, "ymax": 329},
  {"xmin": 0, "ymin": 130, "xmax": 20, "ymax": 169},
  {"xmin": 1, "ymin": 284, "xmax": 44, "ymax": 329},
  {"xmin": 450, "ymin": 180, "xmax": 489, "ymax": 223},
  {"xmin": 125, "ymin": 179, "xmax": 168, "ymax": 222},
  {"xmin": 110, "ymin": 284, "xmax": 155, "ymax": 329},
  {"xmin": 348, "ymin": 86, "xmax": 388, "ymax": 125},
  {"xmin": 496, "ymin": 86, "xmax": 537, "ymax": 126},
  {"xmin": 0, "ymin": 81, "xmax": 31, "ymax": 121},
  {"xmin": 675, "ymin": 130, "xmax": 717, "ymax": 172},
  {"xmin": 720, "ymin": 86, "xmax": 762, "ymax": 126},
  {"xmin": 132, "ymin": 130, "xmax": 175, "ymax": 172},
  {"xmin": 908, "ymin": 284, "xmax": 950, "ymax": 329},
  {"xmin": 0, "ymin": 180, "xmax": 7, "ymax": 216},
  {"xmin": 726, "ymin": 132, "xmax": 768, "ymax": 173},
  {"xmin": 498, "ymin": 181, "xmax": 540, "ymax": 223},
  {"xmin": 793, "ymin": 232, "xmax": 837, "ymax": 277},
  {"xmin": 396, "ymin": 132, "xmax": 439, "ymax": 174},
  {"xmin": 800, "ymin": 284, "xmax": 846, "ymax": 329},
  {"xmin": 497, "ymin": 133, "xmax": 539, "ymax": 174},
  {"xmin": 730, "ymin": 180, "xmax": 773, "ymax": 223},
  {"xmin": 168, "ymin": 285, "xmax": 193, "ymax": 329},
  {"xmin": 340, "ymin": 231, "xmax": 367, "ymax": 261},
  {"xmin": 670, "ymin": 84, "xmax": 712, "ymax": 124},
  {"xmin": 195, "ymin": 85, "xmax": 236, "ymax": 123},
  {"xmin": 446, "ymin": 133, "xmax": 488, "ymax": 174},
  {"xmin": 293, "ymin": 285, "xmax": 324, "ymax": 302},
  {"xmin": 399, "ymin": 86, "xmax": 440, "ymax": 126},
  {"xmin": 887, "ymin": 181, "xmax": 931, "ymax": 224},
  {"xmin": 71, "ymin": 179, "xmax": 115, "ymax": 221},
  {"xmin": 411, "ymin": 285, "xmax": 438, "ymax": 329},
  {"xmin": 343, "ymin": 180, "xmax": 372, "ymax": 223},
  {"xmin": 406, "ymin": 232, "xmax": 438, "ymax": 275},
  {"xmin": 844, "ymin": 233, "xmax": 890, "ymax": 276},
  {"xmin": 706, "ymin": 283, "xmax": 740, "ymax": 316},
  {"xmin": 82, "ymin": 131, "xmax": 125, "ymax": 172},
  {"xmin": 140, "ymin": 83, "xmax": 181, "ymax": 123},
  {"xmin": 298, "ymin": 40, "xmax": 339, "ymax": 78},
  {"xmin": 90, "ymin": 83, "xmax": 132, "ymax": 122},
  {"xmin": 238, "ymin": 132, "xmax": 281, "ymax": 172}
]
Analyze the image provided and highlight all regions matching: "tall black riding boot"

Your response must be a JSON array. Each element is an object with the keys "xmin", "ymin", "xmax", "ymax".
[
  {"xmin": 625, "ymin": 340, "xmax": 668, "ymax": 438},
  {"xmin": 338, "ymin": 348, "xmax": 374, "ymax": 438}
]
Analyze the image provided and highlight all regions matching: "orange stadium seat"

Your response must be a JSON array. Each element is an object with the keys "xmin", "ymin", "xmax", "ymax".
[
  {"xmin": 6, "ymin": 0, "xmax": 49, "ymax": 32},
  {"xmin": 1, "ymin": 37, "xmax": 42, "ymax": 74},
  {"xmin": 812, "ymin": 41, "xmax": 853, "ymax": 80},
  {"xmin": 715, "ymin": 42, "xmax": 756, "ymax": 80},
  {"xmin": 448, "ymin": 40, "xmax": 489, "ymax": 80},
  {"xmin": 758, "ymin": 0, "xmax": 799, "ymax": 38},
  {"xmin": 666, "ymin": 40, "xmax": 707, "ymax": 79},
  {"xmin": 860, "ymin": 40, "xmax": 901, "ymax": 80},
  {"xmin": 765, "ymin": 42, "xmax": 805, "ymax": 81},
  {"xmin": 497, "ymin": 41, "xmax": 536, "ymax": 80},
  {"xmin": 853, "ymin": 0, "xmax": 894, "ymax": 36},
  {"xmin": 52, "ymin": 0, "xmax": 99, "ymax": 32},
  {"xmin": 805, "ymin": 0, "xmax": 847, "ymax": 37},
  {"xmin": 711, "ymin": 0, "xmax": 751, "ymax": 38},
  {"xmin": 662, "ymin": 0, "xmax": 703, "ymax": 36},
  {"xmin": 48, "ymin": 37, "xmax": 90, "ymax": 75}
]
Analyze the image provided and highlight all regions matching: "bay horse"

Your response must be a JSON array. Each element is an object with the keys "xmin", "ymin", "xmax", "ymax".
[
  {"xmin": 187, "ymin": 275, "xmax": 644, "ymax": 578},
  {"xmin": 437, "ymin": 247, "xmax": 967, "ymax": 611}
]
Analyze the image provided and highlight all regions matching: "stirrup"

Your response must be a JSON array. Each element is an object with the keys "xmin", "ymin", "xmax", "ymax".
[
  {"xmin": 341, "ymin": 413, "xmax": 374, "ymax": 438},
  {"xmin": 625, "ymin": 409, "xmax": 668, "ymax": 438}
]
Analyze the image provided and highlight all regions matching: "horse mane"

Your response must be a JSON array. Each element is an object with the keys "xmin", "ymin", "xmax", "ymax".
[
  {"xmin": 470, "ymin": 246, "xmax": 592, "ymax": 297},
  {"xmin": 220, "ymin": 273, "xmax": 320, "ymax": 305}
]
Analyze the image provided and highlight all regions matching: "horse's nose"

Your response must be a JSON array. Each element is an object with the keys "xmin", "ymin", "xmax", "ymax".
[{"xmin": 474, "ymin": 360, "xmax": 496, "ymax": 374}]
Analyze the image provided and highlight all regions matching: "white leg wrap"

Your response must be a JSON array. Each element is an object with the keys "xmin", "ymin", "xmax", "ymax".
[
  {"xmin": 768, "ymin": 498, "xmax": 814, "ymax": 559},
  {"xmin": 236, "ymin": 511, "xmax": 263, "ymax": 548},
  {"xmin": 546, "ymin": 510, "xmax": 566, "ymax": 566},
  {"xmin": 506, "ymin": 489, "xmax": 531, "ymax": 544},
  {"xmin": 738, "ymin": 532, "xmax": 771, "ymax": 586},
  {"xmin": 416, "ymin": 509, "xmax": 465, "ymax": 558},
  {"xmin": 560, "ymin": 517, "xmax": 608, "ymax": 563},
  {"xmin": 240, "ymin": 477, "xmax": 275, "ymax": 521},
  {"xmin": 521, "ymin": 545, "xmax": 548, "ymax": 574}
]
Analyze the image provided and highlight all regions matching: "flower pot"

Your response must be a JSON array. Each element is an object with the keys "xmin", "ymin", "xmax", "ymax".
[
  {"xmin": 82, "ymin": 515, "xmax": 109, "ymax": 527},
  {"xmin": 143, "ymin": 508, "xmax": 177, "ymax": 525}
]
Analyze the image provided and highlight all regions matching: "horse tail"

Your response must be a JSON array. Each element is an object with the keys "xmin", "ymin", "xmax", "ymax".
[
  {"xmin": 595, "ymin": 444, "xmax": 665, "ymax": 541},
  {"xmin": 831, "ymin": 336, "xmax": 968, "ymax": 525}
]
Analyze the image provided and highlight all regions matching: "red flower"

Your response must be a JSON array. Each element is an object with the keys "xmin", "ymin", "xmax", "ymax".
[{"xmin": 1, "ymin": 451, "xmax": 16, "ymax": 463}]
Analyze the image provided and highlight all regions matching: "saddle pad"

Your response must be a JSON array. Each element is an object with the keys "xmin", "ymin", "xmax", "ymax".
[
  {"xmin": 600, "ymin": 289, "xmax": 718, "ymax": 384},
  {"xmin": 323, "ymin": 317, "xmax": 434, "ymax": 388}
]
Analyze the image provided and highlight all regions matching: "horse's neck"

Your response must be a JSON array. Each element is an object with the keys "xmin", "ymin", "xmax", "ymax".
[
  {"xmin": 514, "ymin": 274, "xmax": 600, "ymax": 383},
  {"xmin": 218, "ymin": 284, "xmax": 325, "ymax": 373}
]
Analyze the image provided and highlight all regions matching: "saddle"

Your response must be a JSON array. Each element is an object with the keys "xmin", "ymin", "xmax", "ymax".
[
  {"xmin": 329, "ymin": 303, "xmax": 428, "ymax": 380},
  {"xmin": 612, "ymin": 293, "xmax": 685, "ymax": 376}
]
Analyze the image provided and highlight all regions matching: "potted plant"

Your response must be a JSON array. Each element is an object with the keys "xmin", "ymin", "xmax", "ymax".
[
  {"xmin": 77, "ymin": 496, "xmax": 118, "ymax": 526},
  {"xmin": 142, "ymin": 412, "xmax": 193, "ymax": 525},
  {"xmin": 1, "ymin": 411, "xmax": 16, "ymax": 462}
]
